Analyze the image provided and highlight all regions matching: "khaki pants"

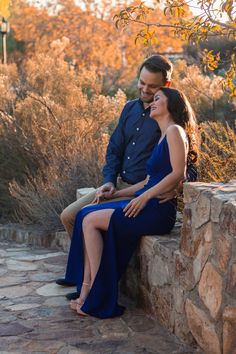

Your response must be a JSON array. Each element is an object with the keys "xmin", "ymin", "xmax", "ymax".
[{"xmin": 60, "ymin": 177, "xmax": 132, "ymax": 238}]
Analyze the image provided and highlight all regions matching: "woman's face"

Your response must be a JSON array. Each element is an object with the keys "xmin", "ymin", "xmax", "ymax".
[{"xmin": 150, "ymin": 90, "xmax": 168, "ymax": 119}]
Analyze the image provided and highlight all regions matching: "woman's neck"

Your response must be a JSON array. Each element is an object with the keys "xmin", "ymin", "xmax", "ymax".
[{"xmin": 157, "ymin": 115, "xmax": 174, "ymax": 136}]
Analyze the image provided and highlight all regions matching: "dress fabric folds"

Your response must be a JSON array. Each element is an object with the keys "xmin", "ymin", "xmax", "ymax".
[{"xmin": 65, "ymin": 136, "xmax": 177, "ymax": 318}]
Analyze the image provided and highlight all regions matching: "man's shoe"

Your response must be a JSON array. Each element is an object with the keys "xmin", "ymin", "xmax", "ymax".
[
  {"xmin": 66, "ymin": 291, "xmax": 80, "ymax": 300},
  {"xmin": 56, "ymin": 278, "xmax": 76, "ymax": 287}
]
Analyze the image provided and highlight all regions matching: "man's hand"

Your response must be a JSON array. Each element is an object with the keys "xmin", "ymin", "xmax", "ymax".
[
  {"xmin": 123, "ymin": 193, "xmax": 149, "ymax": 218},
  {"xmin": 92, "ymin": 182, "xmax": 116, "ymax": 204}
]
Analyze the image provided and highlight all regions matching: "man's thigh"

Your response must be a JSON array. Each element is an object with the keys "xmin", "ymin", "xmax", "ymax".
[{"xmin": 63, "ymin": 189, "xmax": 97, "ymax": 218}]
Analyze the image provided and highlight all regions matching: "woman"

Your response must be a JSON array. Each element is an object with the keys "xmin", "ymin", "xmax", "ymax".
[{"xmin": 66, "ymin": 87, "xmax": 199, "ymax": 318}]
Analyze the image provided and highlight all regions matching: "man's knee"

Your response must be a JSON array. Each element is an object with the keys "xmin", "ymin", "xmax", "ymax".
[{"xmin": 60, "ymin": 208, "xmax": 74, "ymax": 226}]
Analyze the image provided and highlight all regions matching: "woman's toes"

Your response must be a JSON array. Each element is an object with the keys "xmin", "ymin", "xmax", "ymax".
[
  {"xmin": 70, "ymin": 298, "xmax": 84, "ymax": 310},
  {"xmin": 76, "ymin": 304, "xmax": 87, "ymax": 317}
]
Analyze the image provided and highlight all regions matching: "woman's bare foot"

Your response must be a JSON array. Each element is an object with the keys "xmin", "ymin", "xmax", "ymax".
[
  {"xmin": 76, "ymin": 304, "xmax": 88, "ymax": 317},
  {"xmin": 70, "ymin": 298, "xmax": 84, "ymax": 310},
  {"xmin": 70, "ymin": 282, "xmax": 90, "ymax": 311}
]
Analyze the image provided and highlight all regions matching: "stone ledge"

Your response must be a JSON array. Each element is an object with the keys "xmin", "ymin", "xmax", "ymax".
[{"xmin": 1, "ymin": 180, "xmax": 235, "ymax": 354}]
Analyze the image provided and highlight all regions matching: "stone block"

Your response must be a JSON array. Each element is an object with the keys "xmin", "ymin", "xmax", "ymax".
[
  {"xmin": 174, "ymin": 312, "xmax": 194, "ymax": 345},
  {"xmin": 185, "ymin": 299, "xmax": 221, "ymax": 354},
  {"xmin": 174, "ymin": 251, "xmax": 195, "ymax": 290},
  {"xmin": 151, "ymin": 287, "xmax": 175, "ymax": 331},
  {"xmin": 223, "ymin": 306, "xmax": 236, "ymax": 354},
  {"xmin": 211, "ymin": 194, "xmax": 227, "ymax": 223},
  {"xmin": 226, "ymin": 263, "xmax": 236, "ymax": 296},
  {"xmin": 193, "ymin": 191, "xmax": 211, "ymax": 229},
  {"xmin": 220, "ymin": 201, "xmax": 236, "ymax": 238},
  {"xmin": 193, "ymin": 223, "xmax": 213, "ymax": 283},
  {"xmin": 52, "ymin": 231, "xmax": 70, "ymax": 253},
  {"xmin": 183, "ymin": 183, "xmax": 201, "ymax": 204},
  {"xmin": 214, "ymin": 231, "xmax": 231, "ymax": 274},
  {"xmin": 198, "ymin": 262, "xmax": 223, "ymax": 319},
  {"xmin": 180, "ymin": 208, "xmax": 194, "ymax": 257}
]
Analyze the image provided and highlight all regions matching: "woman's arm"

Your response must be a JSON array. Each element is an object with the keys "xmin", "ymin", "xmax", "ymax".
[
  {"xmin": 124, "ymin": 125, "xmax": 188, "ymax": 217},
  {"xmin": 112, "ymin": 176, "xmax": 149, "ymax": 198}
]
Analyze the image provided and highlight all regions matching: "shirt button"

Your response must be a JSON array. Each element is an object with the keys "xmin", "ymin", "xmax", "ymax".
[
  {"xmin": 127, "ymin": 156, "xmax": 130, "ymax": 159},
  {"xmin": 136, "ymin": 127, "xmax": 140, "ymax": 131},
  {"xmin": 123, "ymin": 170, "xmax": 126, "ymax": 174},
  {"xmin": 132, "ymin": 142, "xmax": 135, "ymax": 145},
  {"xmin": 142, "ymin": 113, "xmax": 145, "ymax": 116}
]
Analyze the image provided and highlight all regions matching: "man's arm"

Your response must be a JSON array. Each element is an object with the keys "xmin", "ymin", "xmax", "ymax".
[
  {"xmin": 93, "ymin": 102, "xmax": 133, "ymax": 203},
  {"xmin": 102, "ymin": 102, "xmax": 132, "ymax": 186}
]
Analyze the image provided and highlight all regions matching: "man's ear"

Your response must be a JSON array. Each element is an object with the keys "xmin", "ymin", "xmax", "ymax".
[{"xmin": 165, "ymin": 81, "xmax": 171, "ymax": 87}]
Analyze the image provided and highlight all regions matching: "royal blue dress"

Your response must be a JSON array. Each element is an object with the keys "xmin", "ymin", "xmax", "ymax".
[{"xmin": 65, "ymin": 136, "xmax": 177, "ymax": 318}]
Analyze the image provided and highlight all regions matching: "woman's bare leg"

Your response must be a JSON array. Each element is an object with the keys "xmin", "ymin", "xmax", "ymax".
[
  {"xmin": 82, "ymin": 209, "xmax": 114, "ymax": 284},
  {"xmin": 71, "ymin": 209, "xmax": 115, "ymax": 315}
]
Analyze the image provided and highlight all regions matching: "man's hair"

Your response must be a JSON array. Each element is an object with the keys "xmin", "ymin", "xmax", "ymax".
[{"xmin": 139, "ymin": 54, "xmax": 173, "ymax": 83}]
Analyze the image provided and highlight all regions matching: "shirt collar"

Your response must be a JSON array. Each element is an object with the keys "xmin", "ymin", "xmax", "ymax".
[{"xmin": 138, "ymin": 98, "xmax": 151, "ymax": 112}]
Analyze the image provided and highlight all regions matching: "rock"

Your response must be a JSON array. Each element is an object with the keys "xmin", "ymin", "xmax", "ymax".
[
  {"xmin": 193, "ymin": 191, "xmax": 211, "ymax": 229},
  {"xmin": 0, "ymin": 285, "xmax": 33, "ymax": 299},
  {"xmin": 193, "ymin": 223, "xmax": 212, "ymax": 283},
  {"xmin": 214, "ymin": 232, "xmax": 231, "ymax": 274},
  {"xmin": 198, "ymin": 262, "xmax": 223, "ymax": 319},
  {"xmin": 226, "ymin": 263, "xmax": 236, "ymax": 296},
  {"xmin": 223, "ymin": 306, "xmax": 236, "ymax": 354},
  {"xmin": 36, "ymin": 283, "xmax": 76, "ymax": 297},
  {"xmin": 220, "ymin": 201, "xmax": 236, "ymax": 237},
  {"xmin": 0, "ymin": 322, "xmax": 33, "ymax": 336},
  {"xmin": 185, "ymin": 299, "xmax": 221, "ymax": 354},
  {"xmin": 6, "ymin": 259, "xmax": 38, "ymax": 271},
  {"xmin": 180, "ymin": 208, "xmax": 194, "ymax": 257}
]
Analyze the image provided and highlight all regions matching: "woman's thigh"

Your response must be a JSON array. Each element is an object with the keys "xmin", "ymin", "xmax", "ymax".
[{"xmin": 82, "ymin": 209, "xmax": 115, "ymax": 231}]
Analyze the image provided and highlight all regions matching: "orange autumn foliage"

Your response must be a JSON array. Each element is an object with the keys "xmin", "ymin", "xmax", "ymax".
[{"xmin": 10, "ymin": 0, "xmax": 185, "ymax": 87}]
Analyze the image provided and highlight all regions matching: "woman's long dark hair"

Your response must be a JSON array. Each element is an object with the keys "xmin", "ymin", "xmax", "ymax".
[{"xmin": 159, "ymin": 87, "xmax": 199, "ymax": 163}]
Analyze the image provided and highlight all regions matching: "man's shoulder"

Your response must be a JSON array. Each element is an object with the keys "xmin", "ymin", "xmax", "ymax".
[{"xmin": 125, "ymin": 98, "xmax": 140, "ymax": 109}]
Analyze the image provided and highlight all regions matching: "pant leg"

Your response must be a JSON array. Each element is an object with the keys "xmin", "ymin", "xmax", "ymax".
[
  {"xmin": 61, "ymin": 178, "xmax": 132, "ymax": 238},
  {"xmin": 60, "ymin": 190, "xmax": 97, "ymax": 238}
]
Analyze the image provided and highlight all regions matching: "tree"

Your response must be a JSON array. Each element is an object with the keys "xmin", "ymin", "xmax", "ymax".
[
  {"xmin": 0, "ymin": 0, "xmax": 11, "ymax": 19},
  {"xmin": 114, "ymin": 0, "xmax": 236, "ymax": 97},
  {"xmin": 9, "ymin": 0, "xmax": 185, "ymax": 93}
]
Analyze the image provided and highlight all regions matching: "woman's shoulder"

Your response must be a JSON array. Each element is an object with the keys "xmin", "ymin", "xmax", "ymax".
[{"xmin": 166, "ymin": 124, "xmax": 186, "ymax": 140}]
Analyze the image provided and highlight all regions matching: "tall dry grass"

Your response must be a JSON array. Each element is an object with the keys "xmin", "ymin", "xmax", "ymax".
[
  {"xmin": 0, "ymin": 53, "xmax": 126, "ymax": 229},
  {"xmin": 0, "ymin": 52, "xmax": 235, "ymax": 232}
]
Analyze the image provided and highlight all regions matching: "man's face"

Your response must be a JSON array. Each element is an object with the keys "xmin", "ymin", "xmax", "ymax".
[{"xmin": 138, "ymin": 67, "xmax": 166, "ymax": 104}]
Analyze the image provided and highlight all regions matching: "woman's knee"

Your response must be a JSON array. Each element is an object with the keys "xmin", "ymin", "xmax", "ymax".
[
  {"xmin": 82, "ymin": 210, "xmax": 114, "ymax": 232},
  {"xmin": 82, "ymin": 213, "xmax": 95, "ymax": 231}
]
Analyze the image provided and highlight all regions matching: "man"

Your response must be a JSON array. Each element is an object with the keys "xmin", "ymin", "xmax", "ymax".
[{"xmin": 57, "ymin": 54, "xmax": 195, "ymax": 299}]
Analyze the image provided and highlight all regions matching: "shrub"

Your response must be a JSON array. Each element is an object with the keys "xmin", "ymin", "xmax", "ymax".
[
  {"xmin": 0, "ymin": 53, "xmax": 126, "ymax": 229},
  {"xmin": 0, "ymin": 53, "xmax": 235, "ymax": 232},
  {"xmin": 199, "ymin": 121, "xmax": 236, "ymax": 182}
]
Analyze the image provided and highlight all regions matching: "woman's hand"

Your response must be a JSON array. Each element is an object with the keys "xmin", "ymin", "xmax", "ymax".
[{"xmin": 123, "ymin": 193, "xmax": 150, "ymax": 218}]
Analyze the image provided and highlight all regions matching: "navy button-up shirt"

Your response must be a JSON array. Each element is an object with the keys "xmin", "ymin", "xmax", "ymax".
[
  {"xmin": 103, "ymin": 99, "xmax": 161, "ymax": 185},
  {"xmin": 102, "ymin": 98, "xmax": 197, "ymax": 186}
]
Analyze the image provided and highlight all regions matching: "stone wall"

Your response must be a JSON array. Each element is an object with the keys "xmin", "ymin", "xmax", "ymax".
[
  {"xmin": 1, "ymin": 182, "xmax": 235, "ymax": 353},
  {"xmin": 122, "ymin": 180, "xmax": 236, "ymax": 354}
]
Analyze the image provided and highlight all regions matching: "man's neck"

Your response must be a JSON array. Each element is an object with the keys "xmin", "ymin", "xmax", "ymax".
[{"xmin": 143, "ymin": 102, "xmax": 151, "ymax": 110}]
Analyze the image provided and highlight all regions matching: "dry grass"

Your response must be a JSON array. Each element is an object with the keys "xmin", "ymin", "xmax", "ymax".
[
  {"xmin": 0, "ymin": 54, "xmax": 126, "ymax": 229},
  {"xmin": 0, "ymin": 54, "xmax": 235, "ymax": 232}
]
